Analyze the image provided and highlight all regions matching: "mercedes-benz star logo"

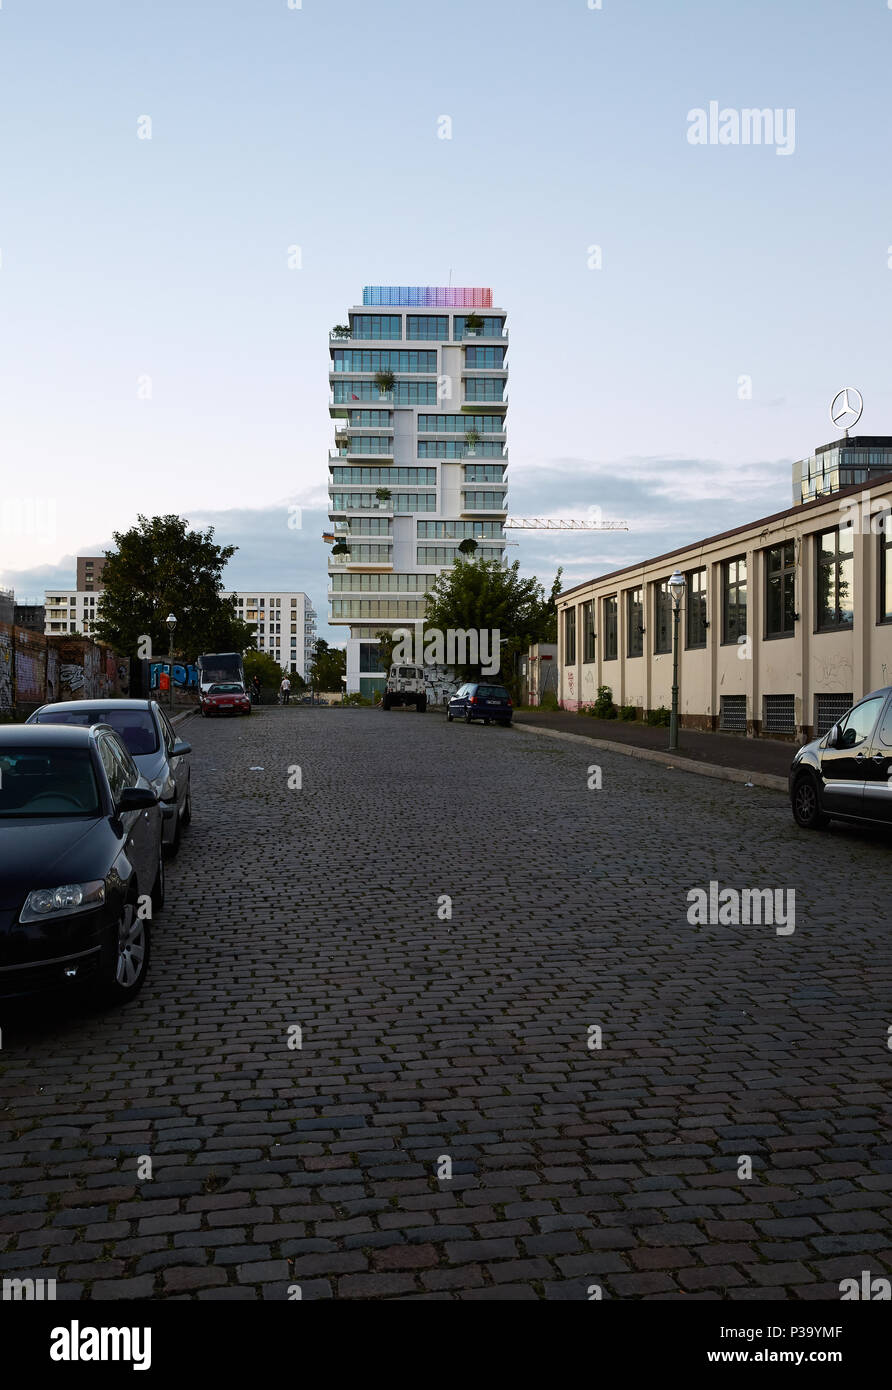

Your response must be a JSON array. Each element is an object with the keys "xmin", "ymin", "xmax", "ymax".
[{"xmin": 830, "ymin": 387, "xmax": 863, "ymax": 433}]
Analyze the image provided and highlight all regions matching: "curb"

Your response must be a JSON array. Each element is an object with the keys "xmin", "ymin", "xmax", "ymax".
[
  {"xmin": 170, "ymin": 709, "xmax": 198, "ymax": 728},
  {"xmin": 513, "ymin": 721, "xmax": 789, "ymax": 794}
]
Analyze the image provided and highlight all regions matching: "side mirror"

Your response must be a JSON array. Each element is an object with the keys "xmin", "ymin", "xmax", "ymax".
[
  {"xmin": 826, "ymin": 724, "xmax": 840, "ymax": 748},
  {"xmin": 173, "ymin": 739, "xmax": 192, "ymax": 756},
  {"xmin": 117, "ymin": 786, "xmax": 158, "ymax": 812}
]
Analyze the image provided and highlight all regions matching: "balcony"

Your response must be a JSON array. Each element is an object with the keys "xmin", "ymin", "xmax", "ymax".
[{"xmin": 329, "ymin": 447, "xmax": 393, "ymax": 461}]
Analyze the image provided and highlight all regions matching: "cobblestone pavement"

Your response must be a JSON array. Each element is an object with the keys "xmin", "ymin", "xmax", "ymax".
[{"xmin": 2, "ymin": 708, "xmax": 890, "ymax": 1301}]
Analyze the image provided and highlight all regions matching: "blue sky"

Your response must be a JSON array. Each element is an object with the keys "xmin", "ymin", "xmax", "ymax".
[{"xmin": 2, "ymin": 0, "xmax": 891, "ymax": 637}]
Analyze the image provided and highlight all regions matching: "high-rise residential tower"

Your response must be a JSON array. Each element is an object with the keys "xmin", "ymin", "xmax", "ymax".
[{"xmin": 328, "ymin": 286, "xmax": 508, "ymax": 696}]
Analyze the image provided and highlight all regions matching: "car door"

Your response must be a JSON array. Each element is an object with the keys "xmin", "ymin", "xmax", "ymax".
[
  {"xmin": 860, "ymin": 693, "xmax": 892, "ymax": 823},
  {"xmin": 155, "ymin": 704, "xmax": 186, "ymax": 811},
  {"xmin": 451, "ymin": 683, "xmax": 468, "ymax": 715},
  {"xmin": 99, "ymin": 733, "xmax": 155, "ymax": 893},
  {"xmin": 819, "ymin": 693, "xmax": 887, "ymax": 817}
]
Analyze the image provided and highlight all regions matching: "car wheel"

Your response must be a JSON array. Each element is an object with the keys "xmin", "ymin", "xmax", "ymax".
[
  {"xmin": 417, "ymin": 696, "xmax": 427, "ymax": 713},
  {"xmin": 464, "ymin": 710, "xmax": 473, "ymax": 724},
  {"xmin": 791, "ymin": 773, "xmax": 830, "ymax": 830},
  {"xmin": 446, "ymin": 711, "xmax": 453, "ymax": 722},
  {"xmin": 98, "ymin": 898, "xmax": 151, "ymax": 1004},
  {"xmin": 165, "ymin": 808, "xmax": 181, "ymax": 859},
  {"xmin": 151, "ymin": 850, "xmax": 165, "ymax": 912},
  {"xmin": 181, "ymin": 780, "xmax": 192, "ymax": 826},
  {"xmin": 382, "ymin": 695, "xmax": 391, "ymax": 710}
]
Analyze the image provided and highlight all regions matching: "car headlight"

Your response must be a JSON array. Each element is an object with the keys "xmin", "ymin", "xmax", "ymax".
[{"xmin": 19, "ymin": 881, "xmax": 106, "ymax": 924}]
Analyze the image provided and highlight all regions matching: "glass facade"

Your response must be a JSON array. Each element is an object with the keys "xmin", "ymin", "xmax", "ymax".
[
  {"xmin": 417, "ymin": 545, "xmax": 503, "ymax": 565},
  {"xmin": 465, "ymin": 345, "xmax": 505, "ymax": 368},
  {"xmin": 330, "ymin": 492, "xmax": 436, "ymax": 511},
  {"xmin": 331, "ymin": 467, "xmax": 436, "ymax": 485},
  {"xmin": 406, "ymin": 315, "xmax": 448, "ymax": 340},
  {"xmin": 418, "ymin": 440, "xmax": 504, "ymax": 458},
  {"xmin": 332, "ymin": 350, "xmax": 437, "ymax": 373},
  {"xmin": 350, "ymin": 315, "xmax": 401, "ymax": 339},
  {"xmin": 797, "ymin": 442, "xmax": 892, "ymax": 503},
  {"xmin": 462, "ymin": 491, "xmax": 508, "ymax": 510},
  {"xmin": 464, "ymin": 378, "xmax": 507, "ymax": 402},
  {"xmin": 333, "ymin": 380, "xmax": 438, "ymax": 404},
  {"xmin": 418, "ymin": 520, "xmax": 504, "ymax": 538},
  {"xmin": 417, "ymin": 414, "xmax": 504, "ymax": 433},
  {"xmin": 332, "ymin": 599, "xmax": 426, "ymax": 618}
]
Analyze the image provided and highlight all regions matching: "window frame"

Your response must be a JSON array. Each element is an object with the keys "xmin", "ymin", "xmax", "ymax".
[
  {"xmin": 721, "ymin": 556, "xmax": 748, "ymax": 646},
  {"xmin": 564, "ymin": 607, "xmax": 577, "ymax": 665},
  {"xmin": 582, "ymin": 600, "xmax": 596, "ymax": 663},
  {"xmin": 654, "ymin": 579, "xmax": 672, "ymax": 655},
  {"xmin": 685, "ymin": 567, "xmax": 707, "ymax": 650},
  {"xmin": 603, "ymin": 595, "xmax": 618, "ymax": 661},
  {"xmin": 814, "ymin": 525, "xmax": 854, "ymax": 633},
  {"xmin": 764, "ymin": 541, "xmax": 797, "ymax": 640},
  {"xmin": 626, "ymin": 587, "xmax": 644, "ymax": 658}
]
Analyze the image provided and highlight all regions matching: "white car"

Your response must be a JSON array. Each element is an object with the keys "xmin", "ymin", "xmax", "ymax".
[{"xmin": 381, "ymin": 665, "xmax": 427, "ymax": 712}]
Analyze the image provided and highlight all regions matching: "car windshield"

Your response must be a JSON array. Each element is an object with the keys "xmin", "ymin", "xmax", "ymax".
[
  {"xmin": 36, "ymin": 707, "xmax": 159, "ymax": 756},
  {"xmin": 398, "ymin": 668, "xmax": 420, "ymax": 679},
  {"xmin": 477, "ymin": 685, "xmax": 509, "ymax": 698},
  {"xmin": 209, "ymin": 684, "xmax": 244, "ymax": 694},
  {"xmin": 0, "ymin": 747, "xmax": 101, "ymax": 817}
]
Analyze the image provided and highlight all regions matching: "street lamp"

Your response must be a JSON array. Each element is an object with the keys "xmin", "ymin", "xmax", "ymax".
[
  {"xmin": 165, "ymin": 613, "xmax": 177, "ymax": 710},
  {"xmin": 668, "ymin": 570, "xmax": 685, "ymax": 752}
]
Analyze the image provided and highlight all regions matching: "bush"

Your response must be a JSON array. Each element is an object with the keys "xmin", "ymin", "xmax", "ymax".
[
  {"xmin": 645, "ymin": 705, "xmax": 670, "ymax": 727},
  {"xmin": 619, "ymin": 704, "xmax": 636, "ymax": 721},
  {"xmin": 342, "ymin": 691, "xmax": 373, "ymax": 707},
  {"xmin": 539, "ymin": 691, "xmax": 559, "ymax": 711},
  {"xmin": 590, "ymin": 684, "xmax": 617, "ymax": 719}
]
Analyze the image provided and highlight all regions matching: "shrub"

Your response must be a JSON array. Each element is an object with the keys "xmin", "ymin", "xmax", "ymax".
[
  {"xmin": 645, "ymin": 705, "xmax": 670, "ymax": 727},
  {"xmin": 539, "ymin": 691, "xmax": 559, "ymax": 711},
  {"xmin": 619, "ymin": 703, "xmax": 636, "ymax": 721},
  {"xmin": 591, "ymin": 684, "xmax": 617, "ymax": 719}
]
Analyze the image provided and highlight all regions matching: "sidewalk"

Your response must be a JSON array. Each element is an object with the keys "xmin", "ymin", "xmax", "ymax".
[{"xmin": 513, "ymin": 709, "xmax": 796, "ymax": 791}]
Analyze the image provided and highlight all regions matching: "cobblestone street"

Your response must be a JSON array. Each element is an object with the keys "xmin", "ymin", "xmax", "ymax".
[{"xmin": 2, "ymin": 707, "xmax": 891, "ymax": 1300}]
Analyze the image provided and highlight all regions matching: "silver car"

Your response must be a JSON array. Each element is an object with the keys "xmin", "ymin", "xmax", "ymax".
[{"xmin": 27, "ymin": 699, "xmax": 192, "ymax": 855}]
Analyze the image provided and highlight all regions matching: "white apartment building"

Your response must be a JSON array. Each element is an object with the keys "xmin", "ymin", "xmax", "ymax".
[
  {"xmin": 328, "ymin": 286, "xmax": 508, "ymax": 696},
  {"xmin": 44, "ymin": 582, "xmax": 317, "ymax": 677},
  {"xmin": 44, "ymin": 590, "xmax": 101, "ymax": 635},
  {"xmin": 224, "ymin": 591, "xmax": 317, "ymax": 678}
]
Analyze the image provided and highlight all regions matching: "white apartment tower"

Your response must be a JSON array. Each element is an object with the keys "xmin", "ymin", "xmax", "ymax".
[{"xmin": 328, "ymin": 286, "xmax": 508, "ymax": 695}]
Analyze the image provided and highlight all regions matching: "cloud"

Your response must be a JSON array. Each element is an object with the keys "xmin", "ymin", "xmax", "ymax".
[{"xmin": 1, "ymin": 456, "xmax": 794, "ymax": 635}]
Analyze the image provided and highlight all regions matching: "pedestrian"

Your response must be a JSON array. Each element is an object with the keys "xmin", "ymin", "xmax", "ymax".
[
  {"xmin": 279, "ymin": 675, "xmax": 292, "ymax": 705},
  {"xmin": 251, "ymin": 674, "xmax": 261, "ymax": 705}
]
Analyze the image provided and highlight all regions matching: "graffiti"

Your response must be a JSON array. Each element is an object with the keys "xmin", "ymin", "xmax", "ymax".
[
  {"xmin": 150, "ymin": 662, "xmax": 198, "ymax": 690},
  {"xmin": 60, "ymin": 662, "xmax": 86, "ymax": 695}
]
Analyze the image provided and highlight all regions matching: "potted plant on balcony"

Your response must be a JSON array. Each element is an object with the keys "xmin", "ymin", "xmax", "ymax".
[
  {"xmin": 465, "ymin": 311, "xmax": 484, "ymax": 337},
  {"xmin": 465, "ymin": 429, "xmax": 480, "ymax": 456},
  {"xmin": 331, "ymin": 540, "xmax": 351, "ymax": 556},
  {"xmin": 375, "ymin": 487, "xmax": 392, "ymax": 509},
  {"xmin": 375, "ymin": 370, "xmax": 395, "ymax": 399},
  {"xmin": 332, "ymin": 324, "xmax": 352, "ymax": 340},
  {"xmin": 458, "ymin": 537, "xmax": 478, "ymax": 556}
]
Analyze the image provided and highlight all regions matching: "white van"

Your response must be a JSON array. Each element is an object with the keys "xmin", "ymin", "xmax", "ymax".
[{"xmin": 381, "ymin": 665, "xmax": 427, "ymax": 712}]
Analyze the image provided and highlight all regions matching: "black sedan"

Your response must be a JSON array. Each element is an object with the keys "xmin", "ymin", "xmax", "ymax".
[
  {"xmin": 0, "ymin": 724, "xmax": 163, "ymax": 1005},
  {"xmin": 790, "ymin": 685, "xmax": 892, "ymax": 830},
  {"xmin": 447, "ymin": 682, "xmax": 513, "ymax": 726}
]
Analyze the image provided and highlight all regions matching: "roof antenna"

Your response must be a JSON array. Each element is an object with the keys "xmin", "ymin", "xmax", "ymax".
[{"xmin": 448, "ymin": 267, "xmax": 452, "ymax": 287}]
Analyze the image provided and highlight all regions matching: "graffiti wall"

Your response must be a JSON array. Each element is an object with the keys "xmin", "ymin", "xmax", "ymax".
[
  {"xmin": 149, "ymin": 661, "xmax": 198, "ymax": 691},
  {"xmin": 0, "ymin": 623, "xmax": 129, "ymax": 714}
]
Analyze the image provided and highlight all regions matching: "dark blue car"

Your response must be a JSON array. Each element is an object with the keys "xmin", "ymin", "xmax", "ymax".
[{"xmin": 447, "ymin": 682, "xmax": 513, "ymax": 726}]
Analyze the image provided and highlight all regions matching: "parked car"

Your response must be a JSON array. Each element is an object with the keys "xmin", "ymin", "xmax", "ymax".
[
  {"xmin": 790, "ymin": 685, "xmax": 892, "ymax": 830},
  {"xmin": 447, "ymin": 682, "xmax": 513, "ymax": 726},
  {"xmin": 0, "ymin": 724, "xmax": 163, "ymax": 1004},
  {"xmin": 200, "ymin": 683, "xmax": 251, "ymax": 718},
  {"xmin": 28, "ymin": 699, "xmax": 192, "ymax": 857},
  {"xmin": 382, "ymin": 665, "xmax": 426, "ymax": 712}
]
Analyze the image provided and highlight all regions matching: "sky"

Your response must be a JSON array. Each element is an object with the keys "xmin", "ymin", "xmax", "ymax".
[{"xmin": 2, "ymin": 0, "xmax": 891, "ymax": 637}]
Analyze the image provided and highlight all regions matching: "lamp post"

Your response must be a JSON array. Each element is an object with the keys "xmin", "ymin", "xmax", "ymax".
[
  {"xmin": 165, "ymin": 613, "xmax": 177, "ymax": 710},
  {"xmin": 668, "ymin": 570, "xmax": 686, "ymax": 752}
]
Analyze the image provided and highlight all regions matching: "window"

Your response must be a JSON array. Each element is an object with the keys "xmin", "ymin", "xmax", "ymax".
[
  {"xmin": 881, "ymin": 524, "xmax": 892, "ymax": 623},
  {"xmin": 564, "ymin": 608, "xmax": 576, "ymax": 664},
  {"xmin": 406, "ymin": 315, "xmax": 448, "ymax": 340},
  {"xmin": 604, "ymin": 596, "xmax": 618, "ymax": 660},
  {"xmin": 454, "ymin": 315, "xmax": 504, "ymax": 339},
  {"xmin": 464, "ymin": 465, "xmax": 506, "ymax": 482},
  {"xmin": 815, "ymin": 526, "xmax": 854, "ymax": 631},
  {"xmin": 464, "ymin": 377, "xmax": 507, "ymax": 402},
  {"xmin": 419, "ymin": 440, "xmax": 504, "ymax": 458},
  {"xmin": 461, "ymin": 491, "xmax": 507, "ymax": 510},
  {"xmin": 720, "ymin": 695, "xmax": 747, "ymax": 731},
  {"xmin": 837, "ymin": 695, "xmax": 886, "ymax": 749},
  {"xmin": 878, "ymin": 696, "xmax": 892, "ymax": 747},
  {"xmin": 626, "ymin": 588, "xmax": 643, "ymax": 657},
  {"xmin": 359, "ymin": 644, "xmax": 386, "ymax": 673},
  {"xmin": 653, "ymin": 580, "xmax": 672, "ymax": 654},
  {"xmin": 418, "ymin": 521, "xmax": 504, "ymax": 539},
  {"xmin": 465, "ymin": 345, "xmax": 505, "ymax": 368},
  {"xmin": 348, "ymin": 315, "xmax": 401, "ymax": 339},
  {"xmin": 763, "ymin": 694, "xmax": 796, "ymax": 734},
  {"xmin": 332, "ymin": 350, "xmax": 436, "ymax": 373},
  {"xmin": 722, "ymin": 557, "xmax": 747, "ymax": 644},
  {"xmin": 815, "ymin": 692, "xmax": 854, "ymax": 737},
  {"xmin": 685, "ymin": 568, "xmax": 707, "ymax": 648},
  {"xmin": 765, "ymin": 541, "xmax": 796, "ymax": 638},
  {"xmin": 582, "ymin": 601, "xmax": 596, "ymax": 662}
]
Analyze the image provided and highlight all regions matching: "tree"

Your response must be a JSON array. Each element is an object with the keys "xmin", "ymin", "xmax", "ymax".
[
  {"xmin": 423, "ymin": 556, "xmax": 563, "ymax": 693},
  {"xmin": 308, "ymin": 638, "xmax": 346, "ymax": 692},
  {"xmin": 243, "ymin": 650, "xmax": 285, "ymax": 689},
  {"xmin": 374, "ymin": 630, "xmax": 397, "ymax": 671},
  {"xmin": 92, "ymin": 515, "xmax": 255, "ymax": 660}
]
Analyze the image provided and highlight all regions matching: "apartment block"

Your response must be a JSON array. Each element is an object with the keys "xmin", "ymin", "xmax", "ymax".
[
  {"xmin": 223, "ymin": 591, "xmax": 317, "ymax": 678},
  {"xmin": 328, "ymin": 285, "xmax": 508, "ymax": 696}
]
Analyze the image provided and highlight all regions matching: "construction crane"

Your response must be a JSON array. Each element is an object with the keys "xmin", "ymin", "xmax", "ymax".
[{"xmin": 505, "ymin": 517, "xmax": 629, "ymax": 531}]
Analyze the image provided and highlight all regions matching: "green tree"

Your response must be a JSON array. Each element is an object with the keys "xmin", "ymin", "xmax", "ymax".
[
  {"xmin": 243, "ymin": 650, "xmax": 286, "ymax": 689},
  {"xmin": 423, "ymin": 556, "xmax": 563, "ymax": 693},
  {"xmin": 373, "ymin": 629, "xmax": 397, "ymax": 671},
  {"xmin": 92, "ymin": 515, "xmax": 255, "ymax": 660},
  {"xmin": 308, "ymin": 638, "xmax": 346, "ymax": 692}
]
